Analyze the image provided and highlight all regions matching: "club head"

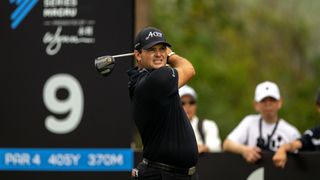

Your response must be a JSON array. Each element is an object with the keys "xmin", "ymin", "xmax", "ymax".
[{"xmin": 94, "ymin": 55, "xmax": 115, "ymax": 76}]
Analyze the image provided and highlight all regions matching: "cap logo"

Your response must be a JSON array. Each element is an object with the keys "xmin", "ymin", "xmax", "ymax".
[
  {"xmin": 134, "ymin": 42, "xmax": 140, "ymax": 48},
  {"xmin": 145, "ymin": 31, "xmax": 163, "ymax": 40}
]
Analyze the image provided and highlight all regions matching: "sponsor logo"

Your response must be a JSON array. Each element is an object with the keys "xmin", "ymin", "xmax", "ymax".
[
  {"xmin": 43, "ymin": 0, "xmax": 78, "ymax": 18},
  {"xmin": 9, "ymin": 0, "xmax": 39, "ymax": 29},
  {"xmin": 43, "ymin": 26, "xmax": 95, "ymax": 56},
  {"xmin": 42, "ymin": 0, "xmax": 96, "ymax": 56},
  {"xmin": 145, "ymin": 31, "xmax": 162, "ymax": 40}
]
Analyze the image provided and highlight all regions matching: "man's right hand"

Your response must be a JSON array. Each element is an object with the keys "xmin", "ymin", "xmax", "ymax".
[
  {"xmin": 166, "ymin": 48, "xmax": 195, "ymax": 88},
  {"xmin": 241, "ymin": 146, "xmax": 262, "ymax": 163}
]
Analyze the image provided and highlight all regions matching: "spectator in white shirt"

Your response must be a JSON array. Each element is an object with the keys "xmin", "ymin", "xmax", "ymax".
[
  {"xmin": 179, "ymin": 85, "xmax": 221, "ymax": 153},
  {"xmin": 223, "ymin": 81, "xmax": 300, "ymax": 163}
]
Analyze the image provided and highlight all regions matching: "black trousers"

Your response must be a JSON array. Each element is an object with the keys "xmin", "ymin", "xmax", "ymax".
[{"xmin": 131, "ymin": 162, "xmax": 199, "ymax": 180}]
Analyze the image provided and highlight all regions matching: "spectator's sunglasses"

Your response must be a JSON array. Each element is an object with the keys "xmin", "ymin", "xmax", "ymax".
[{"xmin": 181, "ymin": 100, "xmax": 196, "ymax": 106}]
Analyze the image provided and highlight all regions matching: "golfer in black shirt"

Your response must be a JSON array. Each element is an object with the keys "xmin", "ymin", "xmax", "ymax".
[{"xmin": 128, "ymin": 27, "xmax": 198, "ymax": 179}]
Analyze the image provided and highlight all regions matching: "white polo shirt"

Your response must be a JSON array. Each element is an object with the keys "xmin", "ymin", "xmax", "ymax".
[
  {"xmin": 227, "ymin": 114, "xmax": 301, "ymax": 151},
  {"xmin": 190, "ymin": 116, "xmax": 221, "ymax": 152}
]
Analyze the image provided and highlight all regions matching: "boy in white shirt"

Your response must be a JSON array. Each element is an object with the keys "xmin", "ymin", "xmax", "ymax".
[{"xmin": 223, "ymin": 81, "xmax": 300, "ymax": 163}]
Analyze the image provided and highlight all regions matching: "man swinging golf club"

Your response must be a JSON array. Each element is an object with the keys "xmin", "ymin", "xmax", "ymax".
[{"xmin": 128, "ymin": 27, "xmax": 198, "ymax": 180}]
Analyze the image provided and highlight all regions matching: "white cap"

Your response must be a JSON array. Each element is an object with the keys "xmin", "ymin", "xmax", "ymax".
[
  {"xmin": 179, "ymin": 85, "xmax": 197, "ymax": 100},
  {"xmin": 254, "ymin": 81, "xmax": 281, "ymax": 102}
]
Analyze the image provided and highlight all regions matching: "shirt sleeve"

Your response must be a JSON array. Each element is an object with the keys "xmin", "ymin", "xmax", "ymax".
[
  {"xmin": 203, "ymin": 120, "xmax": 221, "ymax": 152},
  {"xmin": 300, "ymin": 126, "xmax": 320, "ymax": 151},
  {"xmin": 227, "ymin": 116, "xmax": 251, "ymax": 144}
]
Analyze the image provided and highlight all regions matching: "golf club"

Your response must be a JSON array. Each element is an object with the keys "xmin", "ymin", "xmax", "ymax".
[{"xmin": 94, "ymin": 52, "xmax": 134, "ymax": 76}]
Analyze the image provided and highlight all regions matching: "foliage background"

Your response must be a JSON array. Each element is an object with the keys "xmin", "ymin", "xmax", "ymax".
[{"xmin": 148, "ymin": 0, "xmax": 320, "ymax": 140}]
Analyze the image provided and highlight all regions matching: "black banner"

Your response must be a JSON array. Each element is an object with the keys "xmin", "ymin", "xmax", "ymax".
[
  {"xmin": 0, "ymin": 0, "xmax": 134, "ymax": 179},
  {"xmin": 135, "ymin": 152, "xmax": 320, "ymax": 180}
]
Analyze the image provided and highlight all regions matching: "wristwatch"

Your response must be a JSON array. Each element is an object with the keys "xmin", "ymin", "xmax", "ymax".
[
  {"xmin": 167, "ymin": 51, "xmax": 175, "ymax": 63},
  {"xmin": 168, "ymin": 51, "xmax": 175, "ymax": 57}
]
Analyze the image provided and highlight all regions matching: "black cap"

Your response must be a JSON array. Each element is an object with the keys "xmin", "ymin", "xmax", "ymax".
[
  {"xmin": 134, "ymin": 27, "xmax": 171, "ymax": 50},
  {"xmin": 316, "ymin": 89, "xmax": 320, "ymax": 106}
]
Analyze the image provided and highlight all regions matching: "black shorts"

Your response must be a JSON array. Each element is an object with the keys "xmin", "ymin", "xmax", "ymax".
[{"xmin": 131, "ymin": 162, "xmax": 199, "ymax": 180}]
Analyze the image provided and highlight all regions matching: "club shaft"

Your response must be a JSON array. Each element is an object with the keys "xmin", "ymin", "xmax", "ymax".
[{"xmin": 112, "ymin": 52, "xmax": 134, "ymax": 58}]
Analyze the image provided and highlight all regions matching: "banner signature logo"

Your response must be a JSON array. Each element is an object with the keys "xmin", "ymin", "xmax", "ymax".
[
  {"xmin": 9, "ymin": 0, "xmax": 39, "ymax": 29},
  {"xmin": 43, "ymin": 26, "xmax": 95, "ymax": 56}
]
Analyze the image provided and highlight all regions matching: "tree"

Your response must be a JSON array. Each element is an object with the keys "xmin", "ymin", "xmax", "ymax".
[{"xmin": 149, "ymin": 0, "xmax": 320, "ymax": 140}]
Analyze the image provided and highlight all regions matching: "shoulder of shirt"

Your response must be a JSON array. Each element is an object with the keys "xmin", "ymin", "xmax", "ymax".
[
  {"xmin": 202, "ymin": 119, "xmax": 218, "ymax": 126},
  {"xmin": 150, "ymin": 66, "xmax": 176, "ymax": 77},
  {"xmin": 231, "ymin": 114, "xmax": 260, "ymax": 128},
  {"xmin": 242, "ymin": 114, "xmax": 260, "ymax": 122},
  {"xmin": 278, "ymin": 119, "xmax": 300, "ymax": 134},
  {"xmin": 201, "ymin": 119, "xmax": 219, "ymax": 133},
  {"xmin": 278, "ymin": 119, "xmax": 295, "ymax": 127},
  {"xmin": 311, "ymin": 126, "xmax": 320, "ymax": 133},
  {"xmin": 304, "ymin": 126, "xmax": 320, "ymax": 136},
  {"xmin": 151, "ymin": 65, "xmax": 173, "ymax": 72}
]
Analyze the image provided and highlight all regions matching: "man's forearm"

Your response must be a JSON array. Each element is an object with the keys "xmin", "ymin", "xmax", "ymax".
[
  {"xmin": 223, "ymin": 139, "xmax": 247, "ymax": 155},
  {"xmin": 280, "ymin": 140, "xmax": 303, "ymax": 153},
  {"xmin": 168, "ymin": 54, "xmax": 195, "ymax": 87}
]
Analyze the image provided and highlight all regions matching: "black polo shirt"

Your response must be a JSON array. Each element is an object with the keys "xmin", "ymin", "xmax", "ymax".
[
  {"xmin": 128, "ymin": 66, "xmax": 198, "ymax": 168},
  {"xmin": 300, "ymin": 126, "xmax": 320, "ymax": 151}
]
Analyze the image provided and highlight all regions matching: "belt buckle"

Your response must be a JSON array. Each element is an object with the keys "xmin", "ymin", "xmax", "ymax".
[
  {"xmin": 188, "ymin": 166, "xmax": 196, "ymax": 175},
  {"xmin": 142, "ymin": 159, "xmax": 148, "ymax": 165}
]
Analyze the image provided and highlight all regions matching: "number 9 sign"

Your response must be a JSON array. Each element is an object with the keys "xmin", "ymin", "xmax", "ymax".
[{"xmin": 43, "ymin": 73, "xmax": 84, "ymax": 134}]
